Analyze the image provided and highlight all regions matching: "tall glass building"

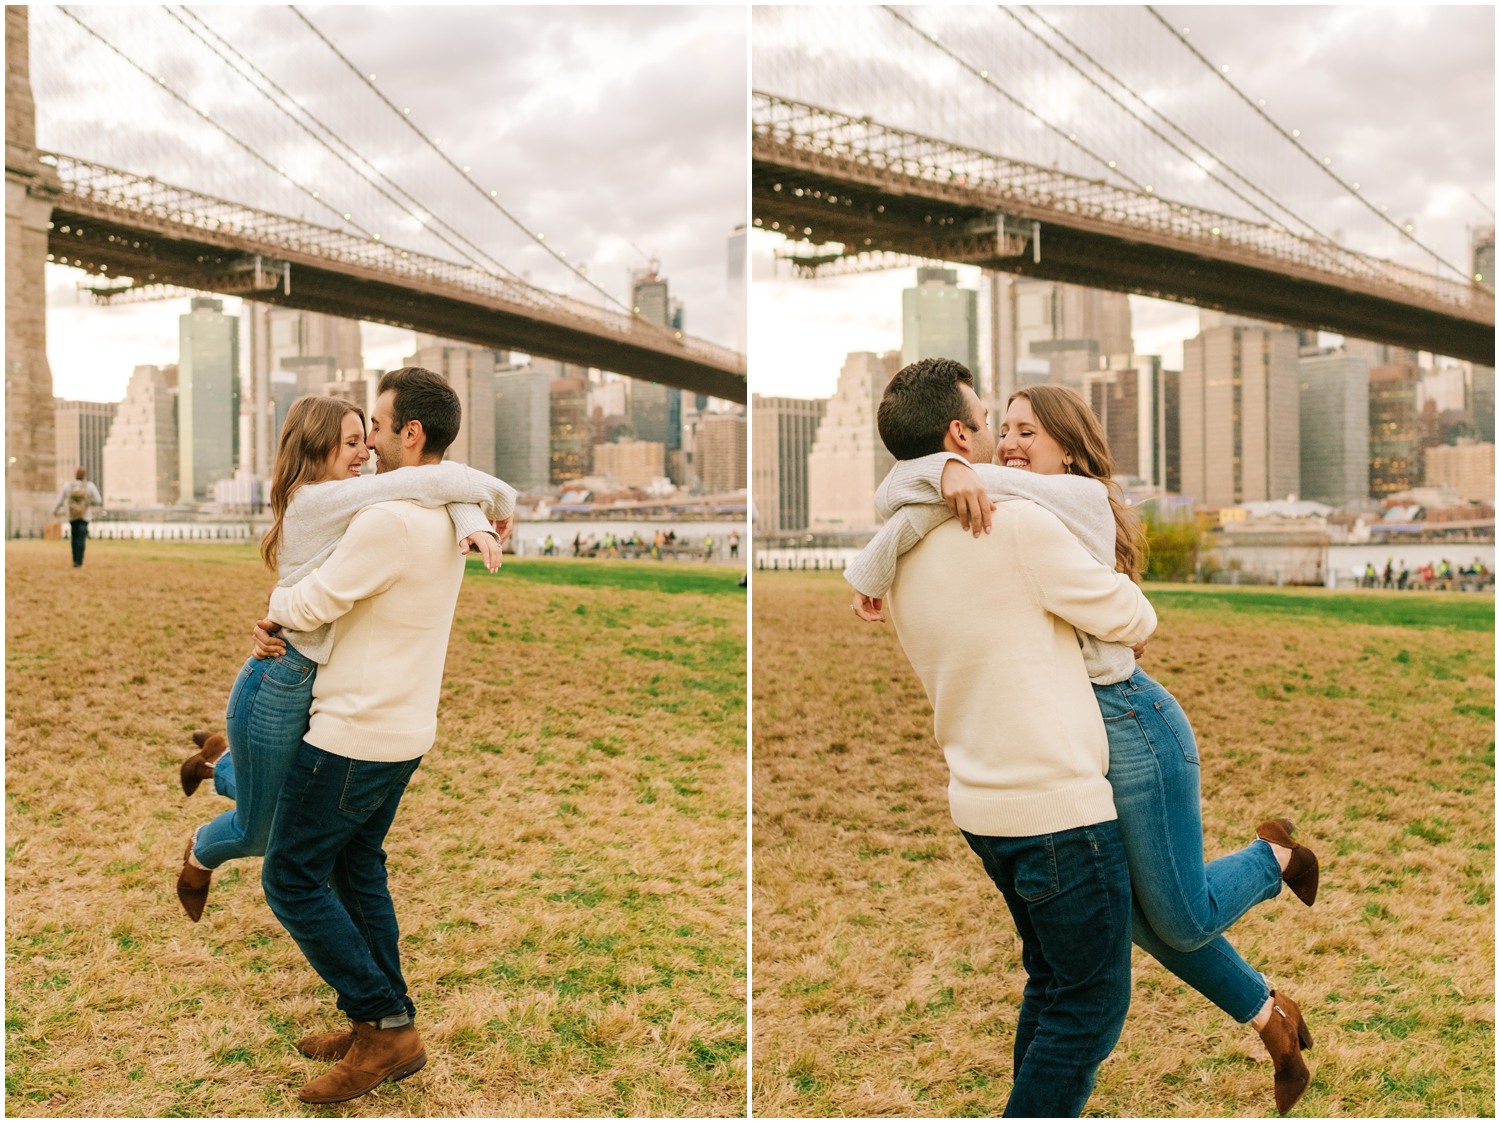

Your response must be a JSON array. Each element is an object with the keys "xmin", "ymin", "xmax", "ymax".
[
  {"xmin": 901, "ymin": 267, "xmax": 978, "ymax": 376},
  {"xmin": 177, "ymin": 297, "xmax": 239, "ymax": 504}
]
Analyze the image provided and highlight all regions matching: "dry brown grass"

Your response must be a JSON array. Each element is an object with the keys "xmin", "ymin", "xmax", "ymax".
[
  {"xmin": 752, "ymin": 571, "xmax": 1494, "ymax": 1117},
  {"xmin": 6, "ymin": 540, "xmax": 746, "ymax": 1118}
]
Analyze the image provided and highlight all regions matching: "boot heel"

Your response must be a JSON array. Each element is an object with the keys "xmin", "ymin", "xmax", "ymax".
[{"xmin": 388, "ymin": 1052, "xmax": 427, "ymax": 1083}]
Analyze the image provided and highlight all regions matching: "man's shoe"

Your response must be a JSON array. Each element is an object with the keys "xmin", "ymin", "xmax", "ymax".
[
  {"xmin": 180, "ymin": 732, "xmax": 228, "ymax": 796},
  {"xmin": 176, "ymin": 838, "xmax": 211, "ymax": 922},
  {"xmin": 296, "ymin": 1019, "xmax": 426, "ymax": 1104},
  {"xmin": 297, "ymin": 1026, "xmax": 356, "ymax": 1062},
  {"xmin": 1257, "ymin": 818, "xmax": 1320, "ymax": 906},
  {"xmin": 1257, "ymin": 989, "xmax": 1313, "ymax": 1115}
]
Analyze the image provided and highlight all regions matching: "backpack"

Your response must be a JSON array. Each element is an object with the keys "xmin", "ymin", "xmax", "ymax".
[{"xmin": 66, "ymin": 481, "xmax": 90, "ymax": 520}]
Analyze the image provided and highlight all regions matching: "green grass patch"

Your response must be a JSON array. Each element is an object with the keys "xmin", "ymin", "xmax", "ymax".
[{"xmin": 1146, "ymin": 584, "xmax": 1494, "ymax": 632}]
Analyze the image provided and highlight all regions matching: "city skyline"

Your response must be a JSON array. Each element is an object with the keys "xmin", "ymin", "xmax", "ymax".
[
  {"xmin": 33, "ymin": 5, "xmax": 748, "ymax": 403},
  {"xmin": 749, "ymin": 4, "xmax": 1494, "ymax": 400}
]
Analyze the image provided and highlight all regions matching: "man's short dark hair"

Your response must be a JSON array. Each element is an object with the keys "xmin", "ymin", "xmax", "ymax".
[
  {"xmin": 377, "ymin": 367, "xmax": 461, "ymax": 458},
  {"xmin": 876, "ymin": 357, "xmax": 977, "ymax": 460}
]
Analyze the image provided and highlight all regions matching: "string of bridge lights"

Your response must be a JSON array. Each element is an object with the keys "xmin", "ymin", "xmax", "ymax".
[
  {"xmin": 288, "ymin": 5, "xmax": 675, "ymax": 335},
  {"xmin": 55, "ymin": 6, "xmax": 376, "ymax": 240},
  {"xmin": 1145, "ymin": 7, "xmax": 1474, "ymax": 284}
]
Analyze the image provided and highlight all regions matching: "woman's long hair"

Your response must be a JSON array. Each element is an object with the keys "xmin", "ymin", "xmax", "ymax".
[
  {"xmin": 260, "ymin": 396, "xmax": 365, "ymax": 571},
  {"xmin": 1008, "ymin": 384, "xmax": 1148, "ymax": 582}
]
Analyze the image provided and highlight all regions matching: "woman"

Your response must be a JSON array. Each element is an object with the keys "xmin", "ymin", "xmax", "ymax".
[
  {"xmin": 847, "ymin": 383, "xmax": 1317, "ymax": 1115},
  {"xmin": 176, "ymin": 395, "xmax": 517, "ymax": 922}
]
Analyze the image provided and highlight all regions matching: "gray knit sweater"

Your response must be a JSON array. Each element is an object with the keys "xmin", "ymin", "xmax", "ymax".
[
  {"xmin": 845, "ymin": 452, "xmax": 1136, "ymax": 685},
  {"xmin": 277, "ymin": 462, "xmax": 517, "ymax": 663}
]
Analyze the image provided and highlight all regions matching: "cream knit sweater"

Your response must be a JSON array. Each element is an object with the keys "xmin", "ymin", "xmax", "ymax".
[
  {"xmin": 888, "ymin": 506, "xmax": 1156, "ymax": 837},
  {"xmin": 276, "ymin": 462, "xmax": 515, "ymax": 664},
  {"xmin": 268, "ymin": 501, "xmax": 466, "ymax": 762},
  {"xmin": 846, "ymin": 452, "xmax": 1135, "ymax": 685}
]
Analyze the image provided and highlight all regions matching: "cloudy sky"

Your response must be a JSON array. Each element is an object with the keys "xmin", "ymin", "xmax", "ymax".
[
  {"xmin": 30, "ymin": 5, "xmax": 748, "ymax": 402},
  {"xmin": 749, "ymin": 4, "xmax": 1495, "ymax": 399}
]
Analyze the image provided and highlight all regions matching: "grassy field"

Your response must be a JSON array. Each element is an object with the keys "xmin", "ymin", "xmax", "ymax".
[
  {"xmin": 5, "ymin": 541, "xmax": 746, "ymax": 1118},
  {"xmin": 752, "ymin": 572, "xmax": 1494, "ymax": 1118}
]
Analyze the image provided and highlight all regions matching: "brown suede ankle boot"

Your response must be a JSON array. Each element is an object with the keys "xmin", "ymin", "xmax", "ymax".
[
  {"xmin": 1257, "ymin": 989, "xmax": 1313, "ymax": 1115},
  {"xmin": 1257, "ymin": 817, "xmax": 1320, "ymax": 906},
  {"xmin": 176, "ymin": 838, "xmax": 211, "ymax": 922},
  {"xmin": 297, "ymin": 1025, "xmax": 356, "ymax": 1062},
  {"xmin": 180, "ymin": 732, "xmax": 228, "ymax": 796},
  {"xmin": 297, "ymin": 1017, "xmax": 426, "ymax": 1104}
]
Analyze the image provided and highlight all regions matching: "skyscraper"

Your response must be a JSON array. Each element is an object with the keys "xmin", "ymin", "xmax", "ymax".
[
  {"xmin": 752, "ymin": 395, "xmax": 826, "ymax": 533},
  {"xmin": 492, "ymin": 366, "xmax": 552, "ymax": 493},
  {"xmin": 1369, "ymin": 362, "xmax": 1422, "ymax": 498},
  {"xmin": 1298, "ymin": 349, "xmax": 1370, "ymax": 505},
  {"xmin": 1082, "ymin": 355, "xmax": 1164, "ymax": 487},
  {"xmin": 549, "ymin": 374, "xmax": 590, "ymax": 486},
  {"xmin": 902, "ymin": 267, "xmax": 978, "ymax": 375},
  {"xmin": 628, "ymin": 265, "xmax": 683, "ymax": 454},
  {"xmin": 178, "ymin": 297, "xmax": 239, "ymax": 504},
  {"xmin": 244, "ymin": 303, "xmax": 363, "ymax": 477},
  {"xmin": 807, "ymin": 351, "xmax": 901, "ymax": 531},
  {"xmin": 1468, "ymin": 365, "xmax": 1495, "ymax": 444},
  {"xmin": 404, "ymin": 344, "xmax": 496, "ymax": 472},
  {"xmin": 727, "ymin": 225, "xmax": 747, "ymax": 357},
  {"xmin": 101, "ymin": 364, "xmax": 178, "ymax": 508},
  {"xmin": 1008, "ymin": 278, "xmax": 1133, "ymax": 393},
  {"xmin": 697, "ymin": 412, "xmax": 748, "ymax": 495},
  {"xmin": 54, "ymin": 398, "xmax": 118, "ymax": 496},
  {"xmin": 1179, "ymin": 324, "xmax": 1300, "ymax": 506}
]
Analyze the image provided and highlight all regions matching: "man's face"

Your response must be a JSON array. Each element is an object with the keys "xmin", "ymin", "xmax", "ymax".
[
  {"xmin": 367, "ymin": 390, "xmax": 407, "ymax": 473},
  {"xmin": 957, "ymin": 383, "xmax": 997, "ymax": 465}
]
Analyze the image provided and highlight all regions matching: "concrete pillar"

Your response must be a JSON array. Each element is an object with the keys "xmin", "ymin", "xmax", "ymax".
[{"xmin": 6, "ymin": 8, "xmax": 60, "ymax": 535}]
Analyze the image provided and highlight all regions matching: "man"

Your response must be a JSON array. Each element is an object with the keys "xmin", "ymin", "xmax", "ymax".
[
  {"xmin": 256, "ymin": 367, "xmax": 491, "ymax": 1104},
  {"xmin": 857, "ymin": 357, "xmax": 1156, "ymax": 1118},
  {"xmin": 52, "ymin": 466, "xmax": 103, "ymax": 568}
]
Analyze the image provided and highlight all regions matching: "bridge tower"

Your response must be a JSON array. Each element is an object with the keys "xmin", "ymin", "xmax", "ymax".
[{"xmin": 6, "ymin": 7, "xmax": 61, "ymax": 536}]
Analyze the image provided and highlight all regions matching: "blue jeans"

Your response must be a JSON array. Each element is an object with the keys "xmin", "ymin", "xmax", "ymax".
[
  {"xmin": 69, "ymin": 520, "xmax": 88, "ymax": 566},
  {"xmin": 193, "ymin": 647, "xmax": 316, "ymax": 870},
  {"xmin": 262, "ymin": 743, "xmax": 423, "ymax": 1024},
  {"xmin": 1096, "ymin": 669, "xmax": 1284, "ymax": 1023},
  {"xmin": 963, "ymin": 821, "xmax": 1133, "ymax": 1118}
]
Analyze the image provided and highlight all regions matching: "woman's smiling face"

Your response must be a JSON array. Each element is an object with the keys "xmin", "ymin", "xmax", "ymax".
[
  {"xmin": 997, "ymin": 396, "xmax": 1071, "ymax": 475},
  {"xmin": 323, "ymin": 410, "xmax": 370, "ymax": 482}
]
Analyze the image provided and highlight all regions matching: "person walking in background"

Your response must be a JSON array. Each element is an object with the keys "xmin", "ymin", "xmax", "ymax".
[
  {"xmin": 729, "ymin": 529, "xmax": 740, "ymax": 559},
  {"xmin": 52, "ymin": 466, "xmax": 103, "ymax": 568}
]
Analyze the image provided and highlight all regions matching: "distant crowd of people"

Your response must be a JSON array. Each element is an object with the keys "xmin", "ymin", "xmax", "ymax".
[
  {"xmin": 536, "ymin": 527, "xmax": 740, "ymax": 562},
  {"xmin": 1361, "ymin": 556, "xmax": 1492, "ymax": 589}
]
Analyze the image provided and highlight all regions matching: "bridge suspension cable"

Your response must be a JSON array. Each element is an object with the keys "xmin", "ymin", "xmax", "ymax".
[
  {"xmin": 881, "ymin": 6, "xmax": 1150, "ymax": 194},
  {"xmin": 1145, "ymin": 6, "xmax": 1472, "ymax": 283},
  {"xmin": 55, "ymin": 7, "xmax": 379, "ymax": 241},
  {"xmin": 1004, "ymin": 6, "xmax": 1351, "ymax": 268},
  {"xmin": 167, "ymin": 6, "xmax": 566, "ymax": 314},
  {"xmin": 288, "ymin": 5, "xmax": 662, "ymax": 335},
  {"xmin": 885, "ymin": 5, "xmax": 1350, "ymax": 280}
]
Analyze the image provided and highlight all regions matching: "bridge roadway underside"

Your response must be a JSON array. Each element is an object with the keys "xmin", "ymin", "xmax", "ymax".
[
  {"xmin": 754, "ymin": 160, "xmax": 1495, "ymax": 367},
  {"xmin": 48, "ymin": 207, "xmax": 746, "ymax": 403}
]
